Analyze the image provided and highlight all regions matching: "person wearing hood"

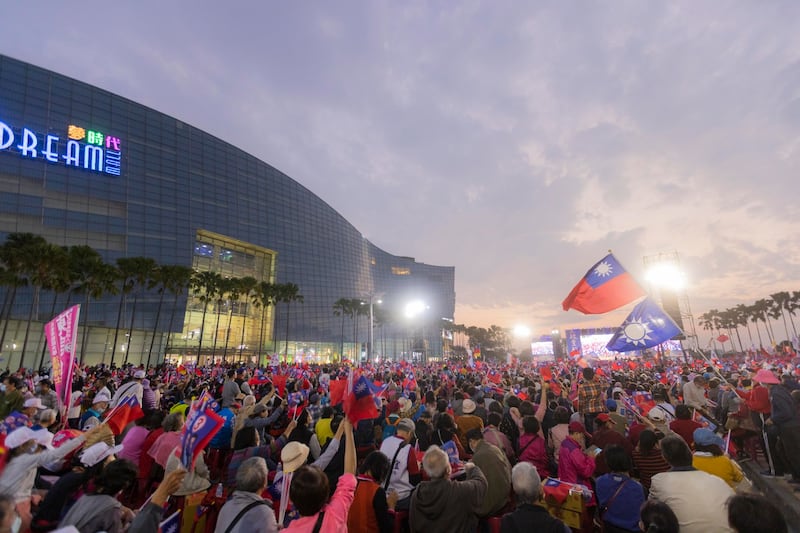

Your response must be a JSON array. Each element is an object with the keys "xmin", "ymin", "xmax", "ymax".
[
  {"xmin": 409, "ymin": 445, "xmax": 487, "ymax": 533},
  {"xmin": 58, "ymin": 458, "xmax": 138, "ymax": 533}
]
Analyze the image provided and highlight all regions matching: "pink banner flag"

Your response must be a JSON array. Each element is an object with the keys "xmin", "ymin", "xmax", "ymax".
[{"xmin": 44, "ymin": 305, "xmax": 81, "ymax": 410}]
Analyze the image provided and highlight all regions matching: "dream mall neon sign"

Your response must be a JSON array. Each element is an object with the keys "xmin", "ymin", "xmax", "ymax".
[{"xmin": 0, "ymin": 120, "xmax": 122, "ymax": 176}]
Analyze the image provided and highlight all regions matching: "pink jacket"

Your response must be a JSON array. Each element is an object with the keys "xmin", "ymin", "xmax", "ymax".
[
  {"xmin": 558, "ymin": 437, "xmax": 595, "ymax": 488},
  {"xmin": 284, "ymin": 473, "xmax": 356, "ymax": 533},
  {"xmin": 518, "ymin": 433, "xmax": 550, "ymax": 479}
]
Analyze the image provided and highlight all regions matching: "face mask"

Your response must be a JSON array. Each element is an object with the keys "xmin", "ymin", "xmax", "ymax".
[
  {"xmin": 0, "ymin": 384, "xmax": 5, "ymax": 392},
  {"xmin": 11, "ymin": 514, "xmax": 21, "ymax": 533}
]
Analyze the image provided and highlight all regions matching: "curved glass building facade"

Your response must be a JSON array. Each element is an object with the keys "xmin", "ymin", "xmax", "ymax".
[{"xmin": 0, "ymin": 55, "xmax": 455, "ymax": 367}]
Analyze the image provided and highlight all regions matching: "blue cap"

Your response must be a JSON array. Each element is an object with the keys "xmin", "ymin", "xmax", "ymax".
[
  {"xmin": 605, "ymin": 399, "xmax": 618, "ymax": 411},
  {"xmin": 694, "ymin": 428, "xmax": 724, "ymax": 448}
]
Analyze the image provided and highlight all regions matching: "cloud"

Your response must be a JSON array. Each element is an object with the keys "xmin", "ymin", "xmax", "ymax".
[{"xmin": 1, "ymin": 1, "xmax": 799, "ymax": 346}]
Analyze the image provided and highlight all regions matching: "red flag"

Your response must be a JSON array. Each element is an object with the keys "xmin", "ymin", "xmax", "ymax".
[
  {"xmin": 344, "ymin": 375, "xmax": 378, "ymax": 424},
  {"xmin": 628, "ymin": 361, "xmax": 638, "ymax": 370},
  {"xmin": 328, "ymin": 379, "xmax": 347, "ymax": 406},
  {"xmin": 540, "ymin": 367, "xmax": 553, "ymax": 381},
  {"xmin": 611, "ymin": 362, "xmax": 622, "ymax": 371},
  {"xmin": 272, "ymin": 375, "xmax": 288, "ymax": 397},
  {"xmin": 105, "ymin": 396, "xmax": 144, "ymax": 435},
  {"xmin": 595, "ymin": 368, "xmax": 606, "ymax": 377},
  {"xmin": 549, "ymin": 380, "xmax": 562, "ymax": 395},
  {"xmin": 562, "ymin": 253, "xmax": 646, "ymax": 314}
]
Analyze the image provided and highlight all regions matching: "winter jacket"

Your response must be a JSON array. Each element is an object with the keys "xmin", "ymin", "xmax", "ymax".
[
  {"xmin": 59, "ymin": 494, "xmax": 125, "ymax": 533},
  {"xmin": 409, "ymin": 465, "xmax": 487, "ymax": 533},
  {"xmin": 770, "ymin": 385, "xmax": 799, "ymax": 428}
]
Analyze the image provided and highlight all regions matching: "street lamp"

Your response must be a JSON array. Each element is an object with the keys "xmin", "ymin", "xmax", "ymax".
[{"xmin": 362, "ymin": 292, "xmax": 384, "ymax": 365}]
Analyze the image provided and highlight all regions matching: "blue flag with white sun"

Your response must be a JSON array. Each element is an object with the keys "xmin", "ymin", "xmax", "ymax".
[{"xmin": 607, "ymin": 296, "xmax": 682, "ymax": 352}]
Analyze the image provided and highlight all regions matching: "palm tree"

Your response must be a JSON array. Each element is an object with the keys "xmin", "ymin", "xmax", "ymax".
[
  {"xmin": 276, "ymin": 283, "xmax": 303, "ymax": 359},
  {"xmin": 17, "ymin": 237, "xmax": 65, "ymax": 369},
  {"xmin": 698, "ymin": 311, "xmax": 718, "ymax": 351},
  {"xmin": 0, "ymin": 264, "xmax": 24, "ymax": 366},
  {"xmin": 770, "ymin": 292, "xmax": 792, "ymax": 344},
  {"xmin": 719, "ymin": 309, "xmax": 742, "ymax": 352},
  {"xmin": 751, "ymin": 299, "xmax": 772, "ymax": 348},
  {"xmin": 210, "ymin": 276, "xmax": 234, "ymax": 360},
  {"xmin": 121, "ymin": 257, "xmax": 157, "ymax": 365},
  {"xmin": 766, "ymin": 300, "xmax": 782, "ymax": 347},
  {"xmin": 735, "ymin": 304, "xmax": 755, "ymax": 351},
  {"xmin": 36, "ymin": 248, "xmax": 72, "ymax": 370},
  {"xmin": 221, "ymin": 277, "xmax": 241, "ymax": 363},
  {"xmin": 191, "ymin": 270, "xmax": 222, "ymax": 365},
  {"xmin": 254, "ymin": 281, "xmax": 277, "ymax": 363},
  {"xmin": 69, "ymin": 246, "xmax": 116, "ymax": 364},
  {"xmin": 235, "ymin": 276, "xmax": 258, "ymax": 360},
  {"xmin": 0, "ymin": 234, "xmax": 46, "ymax": 368},
  {"xmin": 332, "ymin": 298, "xmax": 352, "ymax": 360},
  {"xmin": 160, "ymin": 265, "xmax": 193, "ymax": 364},
  {"xmin": 789, "ymin": 291, "xmax": 800, "ymax": 342}
]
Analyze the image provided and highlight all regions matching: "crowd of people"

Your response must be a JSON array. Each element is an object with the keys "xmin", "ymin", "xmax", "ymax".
[{"xmin": 0, "ymin": 350, "xmax": 797, "ymax": 533}]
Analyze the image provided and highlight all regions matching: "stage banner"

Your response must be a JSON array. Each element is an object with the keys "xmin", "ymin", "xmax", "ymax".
[{"xmin": 44, "ymin": 305, "xmax": 81, "ymax": 409}]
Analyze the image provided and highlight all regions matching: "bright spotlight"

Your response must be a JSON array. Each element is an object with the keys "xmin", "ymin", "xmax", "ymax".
[
  {"xmin": 645, "ymin": 263, "xmax": 686, "ymax": 291},
  {"xmin": 405, "ymin": 300, "xmax": 426, "ymax": 318},
  {"xmin": 513, "ymin": 325, "xmax": 531, "ymax": 338}
]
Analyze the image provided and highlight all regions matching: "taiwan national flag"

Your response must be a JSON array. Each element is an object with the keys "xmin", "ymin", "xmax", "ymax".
[
  {"xmin": 104, "ymin": 395, "xmax": 144, "ymax": 435},
  {"xmin": 344, "ymin": 375, "xmax": 378, "ymax": 424},
  {"xmin": 606, "ymin": 297, "xmax": 682, "ymax": 352},
  {"xmin": 158, "ymin": 510, "xmax": 181, "ymax": 533},
  {"xmin": 562, "ymin": 253, "xmax": 646, "ymax": 314}
]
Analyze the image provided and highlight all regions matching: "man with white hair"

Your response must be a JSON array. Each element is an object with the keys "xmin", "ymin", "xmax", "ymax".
[
  {"xmin": 501, "ymin": 462, "xmax": 569, "ymax": 532},
  {"xmin": 214, "ymin": 456, "xmax": 277, "ymax": 533},
  {"xmin": 409, "ymin": 445, "xmax": 487, "ymax": 533}
]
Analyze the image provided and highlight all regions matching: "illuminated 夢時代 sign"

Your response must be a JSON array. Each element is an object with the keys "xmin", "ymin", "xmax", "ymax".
[{"xmin": 0, "ymin": 120, "xmax": 122, "ymax": 176}]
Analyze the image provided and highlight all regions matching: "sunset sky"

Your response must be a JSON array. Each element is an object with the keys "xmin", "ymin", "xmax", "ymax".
[{"xmin": 2, "ymin": 2, "xmax": 799, "ymax": 345}]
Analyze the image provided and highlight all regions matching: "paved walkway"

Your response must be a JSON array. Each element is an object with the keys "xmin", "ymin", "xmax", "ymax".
[{"xmin": 739, "ymin": 459, "xmax": 800, "ymax": 531}]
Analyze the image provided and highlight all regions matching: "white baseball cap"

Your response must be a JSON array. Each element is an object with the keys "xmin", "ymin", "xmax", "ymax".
[
  {"xmin": 133, "ymin": 370, "xmax": 146, "ymax": 379},
  {"xmin": 24, "ymin": 398, "xmax": 45, "ymax": 410},
  {"xmin": 80, "ymin": 442, "xmax": 124, "ymax": 467},
  {"xmin": 93, "ymin": 393, "xmax": 111, "ymax": 404}
]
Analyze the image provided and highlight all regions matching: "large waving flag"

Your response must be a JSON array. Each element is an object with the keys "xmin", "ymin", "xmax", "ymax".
[
  {"xmin": 344, "ymin": 374, "xmax": 378, "ymax": 424},
  {"xmin": 562, "ymin": 253, "xmax": 646, "ymax": 314},
  {"xmin": 606, "ymin": 296, "xmax": 682, "ymax": 352}
]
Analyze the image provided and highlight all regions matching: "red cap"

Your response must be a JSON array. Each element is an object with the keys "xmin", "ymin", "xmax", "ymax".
[
  {"xmin": 568, "ymin": 421, "xmax": 591, "ymax": 437},
  {"xmin": 596, "ymin": 413, "xmax": 611, "ymax": 423},
  {"xmin": 232, "ymin": 403, "xmax": 242, "ymax": 409}
]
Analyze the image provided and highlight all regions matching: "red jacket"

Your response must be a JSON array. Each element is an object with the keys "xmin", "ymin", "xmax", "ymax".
[{"xmin": 744, "ymin": 385, "xmax": 771, "ymax": 415}]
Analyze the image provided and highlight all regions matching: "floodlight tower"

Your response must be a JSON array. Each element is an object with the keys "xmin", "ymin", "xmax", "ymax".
[{"xmin": 642, "ymin": 252, "xmax": 698, "ymax": 351}]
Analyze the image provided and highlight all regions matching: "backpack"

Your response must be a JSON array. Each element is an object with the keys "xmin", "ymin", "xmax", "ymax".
[{"xmin": 382, "ymin": 415, "xmax": 400, "ymax": 441}]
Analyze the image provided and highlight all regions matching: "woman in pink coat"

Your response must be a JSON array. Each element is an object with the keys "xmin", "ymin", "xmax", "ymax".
[{"xmin": 557, "ymin": 421, "xmax": 597, "ymax": 504}]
